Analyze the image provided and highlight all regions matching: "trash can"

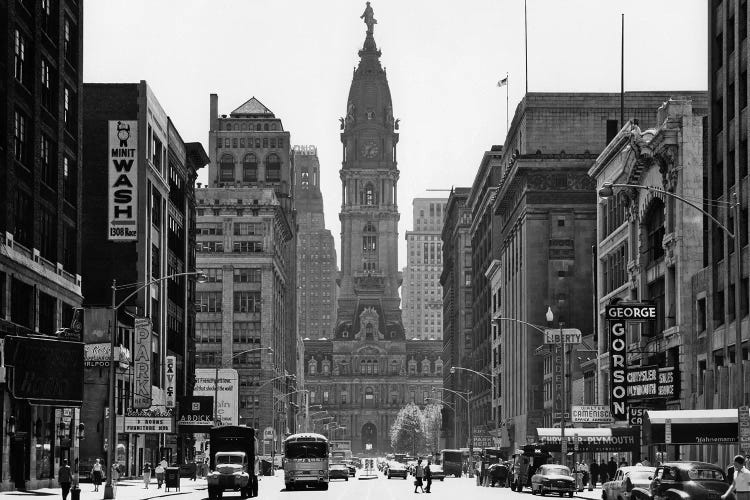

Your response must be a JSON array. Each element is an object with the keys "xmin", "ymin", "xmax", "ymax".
[
  {"xmin": 70, "ymin": 485, "xmax": 81, "ymax": 500},
  {"xmin": 165, "ymin": 467, "xmax": 180, "ymax": 492}
]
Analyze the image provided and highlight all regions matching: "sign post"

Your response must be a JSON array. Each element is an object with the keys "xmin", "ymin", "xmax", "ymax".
[{"xmin": 739, "ymin": 407, "xmax": 750, "ymax": 455}]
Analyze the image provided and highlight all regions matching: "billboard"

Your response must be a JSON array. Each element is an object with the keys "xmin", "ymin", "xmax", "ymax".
[
  {"xmin": 571, "ymin": 405, "xmax": 613, "ymax": 423},
  {"xmin": 195, "ymin": 369, "xmax": 238, "ymax": 426},
  {"xmin": 177, "ymin": 396, "xmax": 214, "ymax": 432},
  {"xmin": 133, "ymin": 318, "xmax": 152, "ymax": 408},
  {"xmin": 5, "ymin": 336, "xmax": 84, "ymax": 406},
  {"xmin": 108, "ymin": 120, "xmax": 138, "ymax": 241},
  {"xmin": 123, "ymin": 407, "xmax": 174, "ymax": 434}
]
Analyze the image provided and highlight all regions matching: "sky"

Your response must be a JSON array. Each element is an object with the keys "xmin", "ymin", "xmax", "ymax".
[{"xmin": 84, "ymin": 0, "xmax": 707, "ymax": 269}]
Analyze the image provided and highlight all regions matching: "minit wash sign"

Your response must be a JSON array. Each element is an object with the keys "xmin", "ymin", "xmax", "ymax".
[{"xmin": 108, "ymin": 120, "xmax": 138, "ymax": 241}]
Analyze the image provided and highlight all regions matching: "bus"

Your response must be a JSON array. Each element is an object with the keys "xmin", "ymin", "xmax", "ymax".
[
  {"xmin": 440, "ymin": 449, "xmax": 465, "ymax": 477},
  {"xmin": 283, "ymin": 433, "xmax": 330, "ymax": 491}
]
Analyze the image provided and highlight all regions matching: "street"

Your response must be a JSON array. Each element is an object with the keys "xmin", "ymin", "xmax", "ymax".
[{"xmin": 0, "ymin": 472, "xmax": 605, "ymax": 500}]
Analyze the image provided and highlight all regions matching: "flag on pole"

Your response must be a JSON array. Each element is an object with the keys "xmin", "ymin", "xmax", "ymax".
[{"xmin": 497, "ymin": 76, "xmax": 508, "ymax": 87}]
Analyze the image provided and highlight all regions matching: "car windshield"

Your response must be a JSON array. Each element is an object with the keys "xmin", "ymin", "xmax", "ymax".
[
  {"xmin": 544, "ymin": 466, "xmax": 571, "ymax": 476},
  {"xmin": 687, "ymin": 468, "xmax": 725, "ymax": 481},
  {"xmin": 331, "ymin": 464, "xmax": 346, "ymax": 470},
  {"xmin": 216, "ymin": 455, "xmax": 244, "ymax": 465},
  {"xmin": 629, "ymin": 471, "xmax": 653, "ymax": 481},
  {"xmin": 285, "ymin": 442, "xmax": 328, "ymax": 459}
]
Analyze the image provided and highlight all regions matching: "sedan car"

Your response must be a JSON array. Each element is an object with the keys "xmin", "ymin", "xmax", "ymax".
[
  {"xmin": 531, "ymin": 464, "xmax": 576, "ymax": 497},
  {"xmin": 634, "ymin": 462, "xmax": 726, "ymax": 500},
  {"xmin": 346, "ymin": 463, "xmax": 356, "ymax": 477},
  {"xmin": 430, "ymin": 464, "xmax": 446, "ymax": 481},
  {"xmin": 387, "ymin": 461, "xmax": 408, "ymax": 479},
  {"xmin": 329, "ymin": 463, "xmax": 350, "ymax": 481},
  {"xmin": 602, "ymin": 466, "xmax": 656, "ymax": 500}
]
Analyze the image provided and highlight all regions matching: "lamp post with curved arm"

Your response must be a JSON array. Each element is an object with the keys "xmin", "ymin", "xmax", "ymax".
[
  {"xmin": 599, "ymin": 181, "xmax": 743, "ymax": 405},
  {"xmin": 104, "ymin": 271, "xmax": 207, "ymax": 500},
  {"xmin": 426, "ymin": 397, "xmax": 457, "ymax": 449},
  {"xmin": 432, "ymin": 387, "xmax": 472, "ymax": 475},
  {"xmin": 450, "ymin": 366, "xmax": 494, "ymax": 436}
]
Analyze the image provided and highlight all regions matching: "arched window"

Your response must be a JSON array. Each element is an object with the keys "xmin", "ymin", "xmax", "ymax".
[
  {"xmin": 219, "ymin": 154, "xmax": 234, "ymax": 182},
  {"xmin": 322, "ymin": 359, "xmax": 330, "ymax": 375},
  {"xmin": 226, "ymin": 123, "xmax": 232, "ymax": 131},
  {"xmin": 408, "ymin": 359, "xmax": 417, "ymax": 375},
  {"xmin": 234, "ymin": 124, "xmax": 239, "ymax": 131},
  {"xmin": 243, "ymin": 153, "xmax": 258, "ymax": 182},
  {"xmin": 363, "ymin": 222, "xmax": 377, "ymax": 233},
  {"xmin": 421, "ymin": 358, "xmax": 431, "ymax": 374},
  {"xmin": 360, "ymin": 359, "xmax": 367, "ymax": 374},
  {"xmin": 263, "ymin": 123, "xmax": 269, "ymax": 131},
  {"xmin": 308, "ymin": 358, "xmax": 317, "ymax": 375},
  {"xmin": 265, "ymin": 153, "xmax": 281, "ymax": 182},
  {"xmin": 435, "ymin": 358, "xmax": 443, "ymax": 375},
  {"xmin": 364, "ymin": 182, "xmax": 376, "ymax": 205},
  {"xmin": 255, "ymin": 124, "xmax": 261, "ymax": 131},
  {"xmin": 644, "ymin": 199, "xmax": 666, "ymax": 263},
  {"xmin": 366, "ymin": 323, "xmax": 373, "ymax": 340}
]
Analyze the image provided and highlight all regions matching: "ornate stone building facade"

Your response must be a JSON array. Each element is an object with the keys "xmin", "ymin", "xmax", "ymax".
[
  {"xmin": 402, "ymin": 198, "xmax": 447, "ymax": 340},
  {"xmin": 303, "ymin": 6, "xmax": 442, "ymax": 454}
]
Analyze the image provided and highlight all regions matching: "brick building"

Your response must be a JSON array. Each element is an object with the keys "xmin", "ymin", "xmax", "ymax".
[
  {"xmin": 1, "ymin": 0, "xmax": 84, "ymax": 490},
  {"xmin": 79, "ymin": 81, "xmax": 207, "ymax": 475},
  {"xmin": 294, "ymin": 145, "xmax": 338, "ymax": 341},
  {"xmin": 195, "ymin": 95, "xmax": 297, "ymax": 445},
  {"xmin": 402, "ymin": 198, "xmax": 446, "ymax": 340}
]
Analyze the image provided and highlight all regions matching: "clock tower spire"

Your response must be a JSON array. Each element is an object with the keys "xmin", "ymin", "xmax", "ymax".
[{"xmin": 335, "ymin": 2, "xmax": 403, "ymax": 341}]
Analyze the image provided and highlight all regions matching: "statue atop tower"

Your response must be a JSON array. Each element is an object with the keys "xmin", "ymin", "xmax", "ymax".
[{"xmin": 360, "ymin": 2, "xmax": 377, "ymax": 34}]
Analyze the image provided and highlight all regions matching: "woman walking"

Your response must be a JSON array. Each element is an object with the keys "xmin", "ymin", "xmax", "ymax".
[
  {"xmin": 414, "ymin": 459, "xmax": 425, "ymax": 494},
  {"xmin": 91, "ymin": 459, "xmax": 103, "ymax": 492},
  {"xmin": 59, "ymin": 460, "xmax": 72, "ymax": 500},
  {"xmin": 155, "ymin": 462, "xmax": 165, "ymax": 489},
  {"xmin": 142, "ymin": 462, "xmax": 152, "ymax": 489}
]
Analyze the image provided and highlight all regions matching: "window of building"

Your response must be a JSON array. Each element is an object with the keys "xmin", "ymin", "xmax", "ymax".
[
  {"xmin": 14, "ymin": 28, "xmax": 29, "ymax": 87},
  {"xmin": 41, "ymin": 0, "xmax": 54, "ymax": 36},
  {"xmin": 308, "ymin": 359, "xmax": 317, "ymax": 375},
  {"xmin": 41, "ymin": 58, "xmax": 54, "ymax": 111},
  {"xmin": 62, "ymin": 156, "xmax": 77, "ymax": 205},
  {"xmin": 13, "ymin": 109, "xmax": 29, "ymax": 166},
  {"xmin": 646, "ymin": 278, "xmax": 665, "ymax": 337},
  {"xmin": 39, "ymin": 292, "xmax": 56, "ymax": 335},
  {"xmin": 196, "ymin": 241, "xmax": 224, "ymax": 253},
  {"xmin": 243, "ymin": 153, "xmax": 258, "ymax": 182},
  {"xmin": 234, "ymin": 222, "xmax": 264, "ymax": 236},
  {"xmin": 644, "ymin": 199, "xmax": 665, "ymax": 264},
  {"xmin": 64, "ymin": 87, "xmax": 77, "ymax": 134},
  {"xmin": 234, "ymin": 268, "xmax": 261, "ymax": 283},
  {"xmin": 697, "ymin": 297, "xmax": 707, "ymax": 333},
  {"xmin": 233, "ymin": 321, "xmax": 260, "ymax": 343},
  {"xmin": 63, "ymin": 17, "xmax": 76, "ymax": 64},
  {"xmin": 233, "ymin": 241, "xmax": 263, "ymax": 253},
  {"xmin": 196, "ymin": 292, "xmax": 222, "ymax": 312},
  {"xmin": 196, "ymin": 322, "xmax": 221, "ymax": 343},
  {"xmin": 220, "ymin": 154, "xmax": 234, "ymax": 182},
  {"xmin": 265, "ymin": 153, "xmax": 281, "ymax": 182},
  {"xmin": 40, "ymin": 135, "xmax": 56, "ymax": 188},
  {"xmin": 364, "ymin": 183, "xmax": 376, "ymax": 205},
  {"xmin": 234, "ymin": 291, "xmax": 261, "ymax": 313},
  {"xmin": 40, "ymin": 208, "xmax": 56, "ymax": 261},
  {"xmin": 204, "ymin": 268, "xmax": 222, "ymax": 282},
  {"xmin": 63, "ymin": 224, "xmax": 76, "ymax": 272}
]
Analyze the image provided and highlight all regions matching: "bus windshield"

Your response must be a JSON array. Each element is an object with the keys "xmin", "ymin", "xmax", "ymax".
[{"xmin": 285, "ymin": 442, "xmax": 328, "ymax": 459}]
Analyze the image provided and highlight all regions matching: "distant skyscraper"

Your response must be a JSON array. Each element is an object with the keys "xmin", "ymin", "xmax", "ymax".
[
  {"xmin": 402, "ymin": 198, "xmax": 446, "ymax": 340},
  {"xmin": 294, "ymin": 145, "xmax": 338, "ymax": 340}
]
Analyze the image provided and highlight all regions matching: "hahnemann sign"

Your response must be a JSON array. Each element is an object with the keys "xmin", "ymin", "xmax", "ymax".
[{"xmin": 108, "ymin": 120, "xmax": 138, "ymax": 241}]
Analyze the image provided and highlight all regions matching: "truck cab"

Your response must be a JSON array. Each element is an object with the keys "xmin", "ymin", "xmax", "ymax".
[{"xmin": 207, "ymin": 452, "xmax": 250, "ymax": 499}]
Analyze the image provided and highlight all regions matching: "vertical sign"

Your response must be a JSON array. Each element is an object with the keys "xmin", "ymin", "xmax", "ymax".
[
  {"xmin": 108, "ymin": 120, "xmax": 138, "ymax": 241},
  {"xmin": 739, "ymin": 406, "xmax": 750, "ymax": 454},
  {"xmin": 133, "ymin": 318, "xmax": 152, "ymax": 408},
  {"xmin": 554, "ymin": 345, "xmax": 563, "ymax": 415},
  {"xmin": 574, "ymin": 433, "xmax": 580, "ymax": 451},
  {"xmin": 165, "ymin": 355, "xmax": 176, "ymax": 408},
  {"xmin": 605, "ymin": 315, "xmax": 628, "ymax": 421},
  {"xmin": 665, "ymin": 418, "xmax": 672, "ymax": 444}
]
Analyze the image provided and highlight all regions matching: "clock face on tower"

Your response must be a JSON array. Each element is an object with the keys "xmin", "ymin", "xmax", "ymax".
[{"xmin": 361, "ymin": 140, "xmax": 379, "ymax": 159}]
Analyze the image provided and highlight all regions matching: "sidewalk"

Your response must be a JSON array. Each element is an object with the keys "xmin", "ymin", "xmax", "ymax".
[{"xmin": 0, "ymin": 478, "xmax": 208, "ymax": 500}]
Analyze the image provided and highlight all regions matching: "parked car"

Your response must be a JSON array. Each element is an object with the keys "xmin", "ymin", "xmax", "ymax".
[
  {"xmin": 329, "ymin": 463, "xmax": 350, "ymax": 481},
  {"xmin": 488, "ymin": 463, "xmax": 511, "ymax": 487},
  {"xmin": 531, "ymin": 464, "xmax": 576, "ymax": 497},
  {"xmin": 387, "ymin": 461, "xmax": 408, "ymax": 479},
  {"xmin": 602, "ymin": 466, "xmax": 656, "ymax": 500},
  {"xmin": 430, "ymin": 464, "xmax": 446, "ymax": 481},
  {"xmin": 631, "ymin": 462, "xmax": 726, "ymax": 500},
  {"xmin": 346, "ymin": 462, "xmax": 356, "ymax": 477}
]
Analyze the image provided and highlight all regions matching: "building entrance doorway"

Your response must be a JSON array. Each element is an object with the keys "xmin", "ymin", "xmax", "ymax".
[{"xmin": 361, "ymin": 422, "xmax": 377, "ymax": 452}]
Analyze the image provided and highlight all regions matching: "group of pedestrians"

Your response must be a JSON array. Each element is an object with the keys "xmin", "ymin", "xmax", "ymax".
[
  {"xmin": 412, "ymin": 458, "xmax": 433, "ymax": 494},
  {"xmin": 142, "ymin": 457, "xmax": 169, "ymax": 488},
  {"xmin": 586, "ymin": 457, "xmax": 621, "ymax": 488}
]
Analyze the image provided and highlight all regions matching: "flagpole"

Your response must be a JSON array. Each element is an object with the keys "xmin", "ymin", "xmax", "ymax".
[
  {"xmin": 506, "ymin": 72, "xmax": 509, "ymax": 136},
  {"xmin": 620, "ymin": 13, "xmax": 624, "ymax": 127},
  {"xmin": 524, "ymin": 0, "xmax": 528, "ymax": 94}
]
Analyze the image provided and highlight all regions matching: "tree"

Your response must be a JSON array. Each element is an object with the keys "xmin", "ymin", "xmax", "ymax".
[
  {"xmin": 390, "ymin": 403, "xmax": 424, "ymax": 454},
  {"xmin": 421, "ymin": 403, "xmax": 442, "ymax": 454}
]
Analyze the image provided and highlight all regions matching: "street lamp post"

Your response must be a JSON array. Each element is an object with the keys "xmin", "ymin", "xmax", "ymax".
[
  {"xmin": 599, "ymin": 181, "xmax": 743, "ymax": 404},
  {"xmin": 450, "ymin": 366, "xmax": 494, "ymax": 438},
  {"xmin": 214, "ymin": 347, "xmax": 274, "ymax": 427},
  {"xmin": 433, "ymin": 387, "xmax": 472, "ymax": 476},
  {"xmin": 104, "ymin": 271, "xmax": 206, "ymax": 500},
  {"xmin": 426, "ymin": 397, "xmax": 457, "ymax": 449}
]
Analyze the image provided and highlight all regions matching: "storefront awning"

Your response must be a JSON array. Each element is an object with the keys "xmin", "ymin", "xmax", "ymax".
[
  {"xmin": 644, "ymin": 409, "xmax": 738, "ymax": 445},
  {"xmin": 536, "ymin": 427, "xmax": 640, "ymax": 453}
]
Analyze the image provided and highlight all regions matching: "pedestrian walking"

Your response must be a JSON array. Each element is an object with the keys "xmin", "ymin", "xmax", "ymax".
[
  {"xmin": 59, "ymin": 460, "xmax": 72, "ymax": 500},
  {"xmin": 607, "ymin": 457, "xmax": 617, "ymax": 481},
  {"xmin": 155, "ymin": 462, "xmax": 165, "ymax": 488},
  {"xmin": 723, "ymin": 455, "xmax": 750, "ymax": 500},
  {"xmin": 142, "ymin": 462, "xmax": 152, "ymax": 489},
  {"xmin": 599, "ymin": 459, "xmax": 608, "ymax": 484},
  {"xmin": 414, "ymin": 459, "xmax": 425, "ymax": 493},
  {"xmin": 589, "ymin": 460, "xmax": 599, "ymax": 488},
  {"xmin": 91, "ymin": 459, "xmax": 103, "ymax": 492},
  {"xmin": 424, "ymin": 460, "xmax": 432, "ymax": 493}
]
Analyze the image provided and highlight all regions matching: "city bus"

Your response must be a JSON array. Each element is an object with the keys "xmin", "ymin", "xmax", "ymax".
[
  {"xmin": 440, "ymin": 449, "xmax": 466, "ymax": 477},
  {"xmin": 283, "ymin": 433, "xmax": 330, "ymax": 491}
]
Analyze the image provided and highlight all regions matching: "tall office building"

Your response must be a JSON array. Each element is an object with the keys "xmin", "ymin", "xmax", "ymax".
[
  {"xmin": 294, "ymin": 145, "xmax": 338, "ymax": 340},
  {"xmin": 1, "ymin": 0, "xmax": 84, "ymax": 490},
  {"xmin": 195, "ymin": 95, "xmax": 297, "ymax": 443},
  {"xmin": 303, "ymin": 6, "xmax": 443, "ymax": 454},
  {"xmin": 80, "ymin": 81, "xmax": 207, "ymax": 475},
  {"xmin": 402, "ymin": 198, "xmax": 446, "ymax": 340}
]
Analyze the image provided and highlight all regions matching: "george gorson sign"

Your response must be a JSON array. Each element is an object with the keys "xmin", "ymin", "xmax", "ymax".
[{"xmin": 608, "ymin": 319, "xmax": 627, "ymax": 420}]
